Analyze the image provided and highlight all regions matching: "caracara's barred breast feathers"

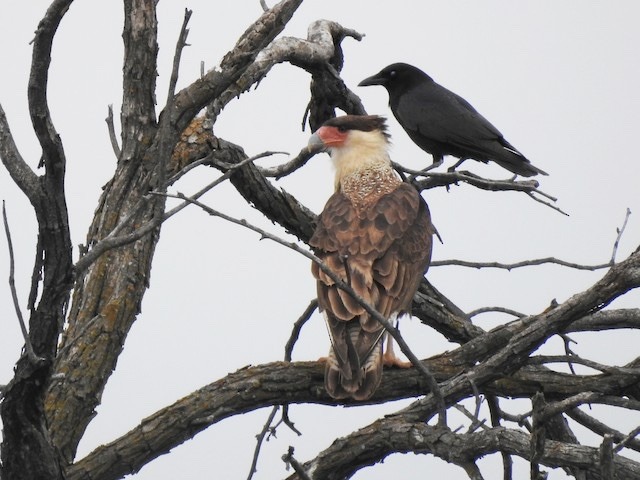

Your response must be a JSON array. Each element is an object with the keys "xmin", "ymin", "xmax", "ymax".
[{"xmin": 339, "ymin": 164, "xmax": 401, "ymax": 209}]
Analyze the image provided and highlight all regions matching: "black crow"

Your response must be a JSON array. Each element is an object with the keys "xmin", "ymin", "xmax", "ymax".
[{"xmin": 359, "ymin": 63, "xmax": 547, "ymax": 177}]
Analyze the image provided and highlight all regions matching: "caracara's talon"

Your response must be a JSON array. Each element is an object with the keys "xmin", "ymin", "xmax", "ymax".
[
  {"xmin": 382, "ymin": 334, "xmax": 412, "ymax": 368},
  {"xmin": 382, "ymin": 352, "xmax": 412, "ymax": 369}
]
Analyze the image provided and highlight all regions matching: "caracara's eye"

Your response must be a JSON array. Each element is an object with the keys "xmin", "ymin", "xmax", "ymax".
[{"xmin": 337, "ymin": 126, "xmax": 347, "ymax": 133}]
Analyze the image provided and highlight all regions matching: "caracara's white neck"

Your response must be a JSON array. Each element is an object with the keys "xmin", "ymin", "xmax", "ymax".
[{"xmin": 330, "ymin": 130, "xmax": 392, "ymax": 191}]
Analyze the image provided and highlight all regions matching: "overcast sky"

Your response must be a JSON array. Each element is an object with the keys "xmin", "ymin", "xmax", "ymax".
[{"xmin": 1, "ymin": 2, "xmax": 640, "ymax": 479}]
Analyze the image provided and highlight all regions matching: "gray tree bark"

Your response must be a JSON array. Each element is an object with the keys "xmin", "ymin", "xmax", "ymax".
[{"xmin": 1, "ymin": 2, "xmax": 639, "ymax": 480}]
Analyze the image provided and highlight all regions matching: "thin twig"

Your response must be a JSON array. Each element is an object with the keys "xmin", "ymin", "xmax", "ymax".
[
  {"xmin": 74, "ymin": 150, "xmax": 284, "ymax": 275},
  {"xmin": 282, "ymin": 447, "xmax": 312, "ymax": 480},
  {"xmin": 2, "ymin": 201, "xmax": 42, "ymax": 364},
  {"xmin": 150, "ymin": 8, "xmax": 193, "ymax": 231},
  {"xmin": 614, "ymin": 424, "xmax": 640, "ymax": 453},
  {"xmin": 165, "ymin": 156, "xmax": 211, "ymax": 186},
  {"xmin": 105, "ymin": 104, "xmax": 121, "ymax": 159},
  {"xmin": 610, "ymin": 208, "xmax": 632, "ymax": 264},
  {"xmin": 567, "ymin": 408, "xmax": 640, "ymax": 454},
  {"xmin": 435, "ymin": 213, "xmax": 632, "ymax": 271},
  {"xmin": 431, "ymin": 257, "xmax": 613, "ymax": 271},
  {"xmin": 259, "ymin": 0, "xmax": 269, "ymax": 11},
  {"xmin": 158, "ymin": 191, "xmax": 448, "ymax": 426},
  {"xmin": 526, "ymin": 191, "xmax": 568, "ymax": 216},
  {"xmin": 281, "ymin": 405, "xmax": 302, "ymax": 436},
  {"xmin": 247, "ymin": 300, "xmax": 317, "ymax": 478},
  {"xmin": 247, "ymin": 405, "xmax": 279, "ymax": 480},
  {"xmin": 500, "ymin": 408, "xmax": 533, "ymax": 431},
  {"xmin": 541, "ymin": 393, "xmax": 640, "ymax": 421},
  {"xmin": 167, "ymin": 9, "xmax": 192, "ymax": 105},
  {"xmin": 258, "ymin": 147, "xmax": 316, "ymax": 179},
  {"xmin": 410, "ymin": 168, "xmax": 566, "ymax": 215},
  {"xmin": 27, "ymin": 233, "xmax": 43, "ymax": 312},
  {"xmin": 559, "ymin": 333, "xmax": 578, "ymax": 375},
  {"xmin": 414, "ymin": 168, "xmax": 539, "ymax": 191},
  {"xmin": 528, "ymin": 355, "xmax": 640, "ymax": 375},
  {"xmin": 467, "ymin": 375, "xmax": 484, "ymax": 433},
  {"xmin": 468, "ymin": 306, "xmax": 526, "ymax": 319},
  {"xmin": 285, "ymin": 299, "xmax": 318, "ymax": 361},
  {"xmin": 452, "ymin": 404, "xmax": 488, "ymax": 432}
]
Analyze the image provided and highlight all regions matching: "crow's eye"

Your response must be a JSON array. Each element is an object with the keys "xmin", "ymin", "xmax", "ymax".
[{"xmin": 389, "ymin": 70, "xmax": 397, "ymax": 78}]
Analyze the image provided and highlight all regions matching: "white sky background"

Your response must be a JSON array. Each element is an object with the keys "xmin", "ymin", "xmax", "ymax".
[{"xmin": 1, "ymin": 1, "xmax": 640, "ymax": 479}]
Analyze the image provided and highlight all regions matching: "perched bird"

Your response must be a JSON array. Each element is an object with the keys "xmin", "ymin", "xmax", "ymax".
[
  {"xmin": 308, "ymin": 114, "xmax": 436, "ymax": 400},
  {"xmin": 359, "ymin": 63, "xmax": 547, "ymax": 177}
]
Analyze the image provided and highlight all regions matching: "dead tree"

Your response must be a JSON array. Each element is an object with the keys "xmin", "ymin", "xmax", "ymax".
[{"xmin": 1, "ymin": 2, "xmax": 639, "ymax": 480}]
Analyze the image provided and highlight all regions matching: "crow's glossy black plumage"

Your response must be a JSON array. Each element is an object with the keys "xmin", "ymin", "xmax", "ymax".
[{"xmin": 359, "ymin": 63, "xmax": 547, "ymax": 177}]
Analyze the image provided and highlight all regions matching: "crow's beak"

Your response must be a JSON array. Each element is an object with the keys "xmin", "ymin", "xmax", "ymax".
[{"xmin": 358, "ymin": 74, "xmax": 385, "ymax": 87}]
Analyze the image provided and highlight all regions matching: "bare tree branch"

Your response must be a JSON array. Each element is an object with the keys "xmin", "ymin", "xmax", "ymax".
[
  {"xmin": 282, "ymin": 447, "xmax": 313, "ymax": 480},
  {"xmin": 249, "ymin": 299, "xmax": 317, "ymax": 480},
  {"xmin": 258, "ymin": 146, "xmax": 316, "ymax": 179},
  {"xmin": 166, "ymin": 9, "xmax": 192, "ymax": 105},
  {"xmin": 105, "ymin": 104, "xmax": 121, "ymax": 159},
  {"xmin": 287, "ymin": 247, "xmax": 640, "ymax": 478},
  {"xmin": 169, "ymin": 0, "xmax": 305, "ymax": 132},
  {"xmin": 248, "ymin": 405, "xmax": 280, "ymax": 480},
  {"xmin": 1, "ymin": 3, "xmax": 76, "ymax": 478},
  {"xmin": 611, "ymin": 207, "xmax": 632, "ymax": 263},
  {"xmin": 0, "ymin": 104, "xmax": 40, "ymax": 200},
  {"xmin": 61, "ymin": 329, "xmax": 640, "ymax": 480},
  {"xmin": 407, "ymin": 168, "xmax": 567, "ymax": 215},
  {"xmin": 434, "ymin": 210, "xmax": 633, "ymax": 272},
  {"xmin": 432, "ymin": 257, "xmax": 613, "ymax": 271},
  {"xmin": 119, "ymin": 0, "xmax": 158, "ymax": 163},
  {"xmin": 567, "ymin": 408, "xmax": 640, "ymax": 454},
  {"xmin": 615, "ymin": 425, "xmax": 640, "ymax": 454},
  {"xmin": 28, "ymin": 0, "xmax": 73, "ymax": 175},
  {"xmin": 74, "ymin": 150, "xmax": 283, "ymax": 275},
  {"xmin": 2, "ymin": 202, "xmax": 41, "ymax": 364},
  {"xmin": 206, "ymin": 19, "xmax": 365, "ymax": 125},
  {"xmin": 286, "ymin": 422, "xmax": 640, "ymax": 480},
  {"xmin": 528, "ymin": 354, "xmax": 640, "ymax": 376},
  {"xmin": 285, "ymin": 299, "xmax": 318, "ymax": 361},
  {"xmin": 468, "ymin": 306, "xmax": 525, "ymax": 318}
]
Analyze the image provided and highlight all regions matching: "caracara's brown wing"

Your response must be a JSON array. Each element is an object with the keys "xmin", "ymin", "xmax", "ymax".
[{"xmin": 310, "ymin": 183, "xmax": 434, "ymax": 400}]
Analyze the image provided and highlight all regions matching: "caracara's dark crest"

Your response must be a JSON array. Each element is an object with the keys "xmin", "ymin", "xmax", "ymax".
[
  {"xmin": 308, "ymin": 114, "xmax": 435, "ymax": 401},
  {"xmin": 321, "ymin": 114, "xmax": 390, "ymax": 139}
]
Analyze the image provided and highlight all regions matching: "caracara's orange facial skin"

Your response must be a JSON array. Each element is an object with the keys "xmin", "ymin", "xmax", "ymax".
[{"xmin": 316, "ymin": 125, "xmax": 348, "ymax": 147}]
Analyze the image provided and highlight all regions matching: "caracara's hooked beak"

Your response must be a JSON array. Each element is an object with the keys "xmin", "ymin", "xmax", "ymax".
[{"xmin": 308, "ymin": 131, "xmax": 327, "ymax": 153}]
